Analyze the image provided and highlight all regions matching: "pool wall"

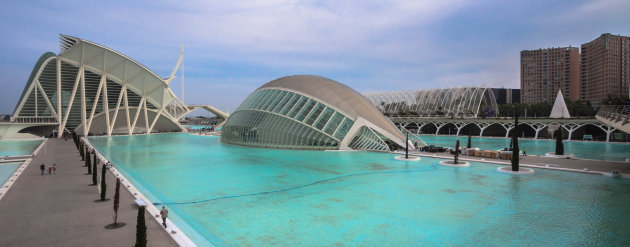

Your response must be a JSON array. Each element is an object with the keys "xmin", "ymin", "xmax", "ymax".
[{"xmin": 82, "ymin": 137, "xmax": 199, "ymax": 247}]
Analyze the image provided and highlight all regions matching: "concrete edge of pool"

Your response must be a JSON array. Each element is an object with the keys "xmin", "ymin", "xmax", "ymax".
[
  {"xmin": 406, "ymin": 150, "xmax": 630, "ymax": 179},
  {"xmin": 82, "ymin": 138, "xmax": 199, "ymax": 247}
]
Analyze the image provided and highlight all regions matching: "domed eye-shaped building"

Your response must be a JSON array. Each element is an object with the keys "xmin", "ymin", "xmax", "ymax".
[{"xmin": 221, "ymin": 75, "xmax": 410, "ymax": 151}]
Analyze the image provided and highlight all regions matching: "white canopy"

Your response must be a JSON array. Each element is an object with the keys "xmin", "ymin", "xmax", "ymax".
[{"xmin": 549, "ymin": 90, "xmax": 571, "ymax": 118}]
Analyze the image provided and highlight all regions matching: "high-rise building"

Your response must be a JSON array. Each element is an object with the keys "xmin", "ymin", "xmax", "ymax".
[
  {"xmin": 580, "ymin": 33, "xmax": 630, "ymax": 107},
  {"xmin": 491, "ymin": 88, "xmax": 521, "ymax": 104},
  {"xmin": 520, "ymin": 47, "xmax": 581, "ymax": 104}
]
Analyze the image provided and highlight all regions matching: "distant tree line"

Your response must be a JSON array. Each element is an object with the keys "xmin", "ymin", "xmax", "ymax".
[
  {"xmin": 499, "ymin": 96, "xmax": 629, "ymax": 118},
  {"xmin": 497, "ymin": 100, "xmax": 595, "ymax": 118}
]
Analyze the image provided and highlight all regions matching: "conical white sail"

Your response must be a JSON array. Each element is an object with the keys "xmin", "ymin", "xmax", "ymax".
[{"xmin": 549, "ymin": 90, "xmax": 571, "ymax": 118}]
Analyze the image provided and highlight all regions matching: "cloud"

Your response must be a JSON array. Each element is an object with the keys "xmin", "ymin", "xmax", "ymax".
[{"xmin": 0, "ymin": 0, "xmax": 628, "ymax": 113}]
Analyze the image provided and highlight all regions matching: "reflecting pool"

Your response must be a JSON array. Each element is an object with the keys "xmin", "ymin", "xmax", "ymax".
[
  {"xmin": 0, "ymin": 162, "xmax": 22, "ymax": 186},
  {"xmin": 183, "ymin": 125, "xmax": 213, "ymax": 130},
  {"xmin": 0, "ymin": 139, "xmax": 43, "ymax": 157},
  {"xmin": 89, "ymin": 134, "xmax": 630, "ymax": 246},
  {"xmin": 419, "ymin": 135, "xmax": 630, "ymax": 162}
]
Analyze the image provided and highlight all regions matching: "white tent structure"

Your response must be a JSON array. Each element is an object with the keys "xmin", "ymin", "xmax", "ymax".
[
  {"xmin": 5, "ymin": 35, "xmax": 228, "ymax": 139},
  {"xmin": 364, "ymin": 86, "xmax": 499, "ymax": 118},
  {"xmin": 549, "ymin": 90, "xmax": 571, "ymax": 119}
]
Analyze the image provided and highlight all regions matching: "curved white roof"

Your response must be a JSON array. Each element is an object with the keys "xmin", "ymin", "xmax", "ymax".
[
  {"xmin": 58, "ymin": 35, "xmax": 177, "ymax": 109},
  {"xmin": 259, "ymin": 75, "xmax": 405, "ymax": 141}
]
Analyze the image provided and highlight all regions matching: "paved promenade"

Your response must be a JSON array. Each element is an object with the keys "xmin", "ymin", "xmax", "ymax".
[{"xmin": 0, "ymin": 138, "xmax": 177, "ymax": 247}]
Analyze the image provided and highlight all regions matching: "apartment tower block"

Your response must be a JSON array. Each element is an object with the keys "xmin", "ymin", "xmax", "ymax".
[
  {"xmin": 520, "ymin": 47, "xmax": 581, "ymax": 104},
  {"xmin": 580, "ymin": 33, "xmax": 630, "ymax": 107}
]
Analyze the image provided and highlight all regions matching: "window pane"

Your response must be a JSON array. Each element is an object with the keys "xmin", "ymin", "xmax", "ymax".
[
  {"xmin": 314, "ymin": 108, "xmax": 334, "ymax": 130},
  {"xmin": 281, "ymin": 94, "xmax": 301, "ymax": 116},
  {"xmin": 260, "ymin": 90, "xmax": 281, "ymax": 110},
  {"xmin": 295, "ymin": 100, "xmax": 316, "ymax": 122},
  {"xmin": 334, "ymin": 118, "xmax": 354, "ymax": 140},
  {"xmin": 324, "ymin": 112, "xmax": 344, "ymax": 136},
  {"xmin": 251, "ymin": 90, "xmax": 271, "ymax": 109},
  {"xmin": 273, "ymin": 92, "xmax": 294, "ymax": 113},
  {"xmin": 288, "ymin": 97, "xmax": 308, "ymax": 118},
  {"xmin": 265, "ymin": 91, "xmax": 287, "ymax": 112},
  {"xmin": 304, "ymin": 103, "xmax": 325, "ymax": 126}
]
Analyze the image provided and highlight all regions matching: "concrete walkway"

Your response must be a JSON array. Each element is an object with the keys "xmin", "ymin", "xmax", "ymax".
[
  {"xmin": 410, "ymin": 150, "xmax": 630, "ymax": 175},
  {"xmin": 0, "ymin": 138, "xmax": 177, "ymax": 247}
]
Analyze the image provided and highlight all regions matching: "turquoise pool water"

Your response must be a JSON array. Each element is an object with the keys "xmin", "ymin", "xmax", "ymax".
[
  {"xmin": 0, "ymin": 162, "xmax": 22, "ymax": 186},
  {"xmin": 0, "ymin": 139, "xmax": 42, "ymax": 157},
  {"xmin": 184, "ymin": 125, "xmax": 213, "ymax": 130},
  {"xmin": 419, "ymin": 135, "xmax": 630, "ymax": 162},
  {"xmin": 89, "ymin": 134, "xmax": 630, "ymax": 246}
]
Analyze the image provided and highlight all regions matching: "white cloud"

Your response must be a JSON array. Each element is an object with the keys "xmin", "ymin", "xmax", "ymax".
[{"xmin": 1, "ymin": 0, "xmax": 627, "ymax": 112}]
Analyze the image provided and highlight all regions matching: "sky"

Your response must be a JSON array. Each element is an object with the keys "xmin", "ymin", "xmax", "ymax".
[{"xmin": 0, "ymin": 0, "xmax": 628, "ymax": 115}]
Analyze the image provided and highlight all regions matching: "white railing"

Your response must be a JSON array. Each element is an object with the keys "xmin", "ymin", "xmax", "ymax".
[{"xmin": 597, "ymin": 105, "xmax": 630, "ymax": 122}]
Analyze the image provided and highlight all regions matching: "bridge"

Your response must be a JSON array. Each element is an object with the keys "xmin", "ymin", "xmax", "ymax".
[
  {"xmin": 165, "ymin": 104, "xmax": 229, "ymax": 127},
  {"xmin": 596, "ymin": 105, "xmax": 630, "ymax": 135},
  {"xmin": 181, "ymin": 117, "xmax": 224, "ymax": 126},
  {"xmin": 391, "ymin": 117, "xmax": 619, "ymax": 142}
]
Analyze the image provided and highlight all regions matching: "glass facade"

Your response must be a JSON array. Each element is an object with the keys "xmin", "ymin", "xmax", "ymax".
[
  {"xmin": 221, "ymin": 88, "xmax": 355, "ymax": 150},
  {"xmin": 348, "ymin": 126, "xmax": 389, "ymax": 151}
]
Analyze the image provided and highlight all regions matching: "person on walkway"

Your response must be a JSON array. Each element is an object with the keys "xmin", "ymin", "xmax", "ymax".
[
  {"xmin": 523, "ymin": 148, "xmax": 527, "ymax": 156},
  {"xmin": 40, "ymin": 164, "xmax": 45, "ymax": 175},
  {"xmin": 52, "ymin": 163, "xmax": 57, "ymax": 174},
  {"xmin": 48, "ymin": 165, "xmax": 52, "ymax": 174},
  {"xmin": 160, "ymin": 206, "xmax": 169, "ymax": 228}
]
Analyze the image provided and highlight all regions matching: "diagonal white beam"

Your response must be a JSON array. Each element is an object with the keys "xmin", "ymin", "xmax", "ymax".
[
  {"xmin": 85, "ymin": 75, "xmax": 105, "ymax": 134},
  {"xmin": 148, "ymin": 107, "xmax": 165, "ymax": 133},
  {"xmin": 35, "ymin": 79, "xmax": 59, "ymax": 121},
  {"xmin": 143, "ymin": 98, "xmax": 149, "ymax": 132},
  {"xmin": 109, "ymin": 84, "xmax": 126, "ymax": 135},
  {"xmin": 60, "ymin": 67, "xmax": 83, "ymax": 133},
  {"xmin": 130, "ymin": 96, "xmax": 145, "ymax": 134},
  {"xmin": 80, "ymin": 65, "xmax": 87, "ymax": 135},
  {"xmin": 102, "ymin": 77, "xmax": 110, "ymax": 135}
]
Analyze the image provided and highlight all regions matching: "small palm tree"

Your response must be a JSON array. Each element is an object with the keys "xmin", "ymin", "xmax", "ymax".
[
  {"xmin": 555, "ymin": 127, "xmax": 564, "ymax": 155},
  {"xmin": 135, "ymin": 206, "xmax": 147, "ymax": 247},
  {"xmin": 467, "ymin": 130, "xmax": 472, "ymax": 149},
  {"xmin": 511, "ymin": 115, "xmax": 519, "ymax": 171},
  {"xmin": 113, "ymin": 178, "xmax": 120, "ymax": 224},
  {"xmin": 92, "ymin": 159, "xmax": 98, "ymax": 185},
  {"xmin": 79, "ymin": 142, "xmax": 84, "ymax": 160},
  {"xmin": 100, "ymin": 164, "xmax": 107, "ymax": 201},
  {"xmin": 84, "ymin": 150, "xmax": 90, "ymax": 167}
]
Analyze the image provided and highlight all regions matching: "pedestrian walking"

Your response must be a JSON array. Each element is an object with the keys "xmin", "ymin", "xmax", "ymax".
[
  {"xmin": 52, "ymin": 163, "xmax": 57, "ymax": 174},
  {"xmin": 523, "ymin": 148, "xmax": 527, "ymax": 156},
  {"xmin": 40, "ymin": 164, "xmax": 45, "ymax": 175},
  {"xmin": 48, "ymin": 165, "xmax": 52, "ymax": 174},
  {"xmin": 160, "ymin": 206, "xmax": 169, "ymax": 228}
]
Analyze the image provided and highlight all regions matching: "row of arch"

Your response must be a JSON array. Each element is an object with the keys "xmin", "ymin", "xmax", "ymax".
[
  {"xmin": 398, "ymin": 121, "xmax": 618, "ymax": 142},
  {"xmin": 365, "ymin": 86, "xmax": 499, "ymax": 118}
]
